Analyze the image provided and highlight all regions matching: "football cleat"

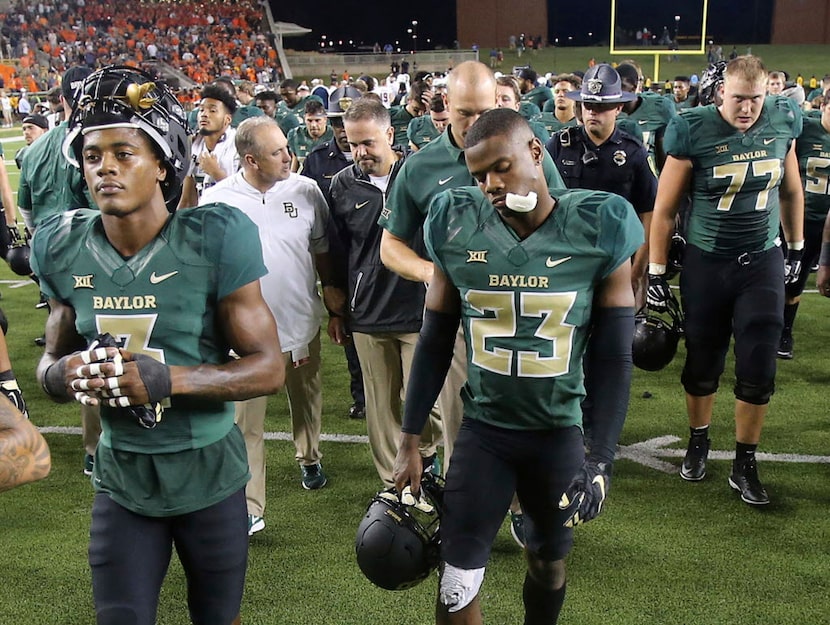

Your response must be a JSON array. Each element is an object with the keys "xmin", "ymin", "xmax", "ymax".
[
  {"xmin": 355, "ymin": 472, "xmax": 444, "ymax": 591},
  {"xmin": 777, "ymin": 333, "xmax": 794, "ymax": 360},
  {"xmin": 728, "ymin": 458, "xmax": 770, "ymax": 506},
  {"xmin": 680, "ymin": 435, "xmax": 710, "ymax": 481}
]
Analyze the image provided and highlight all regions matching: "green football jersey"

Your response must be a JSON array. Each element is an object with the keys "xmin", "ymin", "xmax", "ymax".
[
  {"xmin": 796, "ymin": 115, "xmax": 830, "ymax": 223},
  {"xmin": 407, "ymin": 115, "xmax": 442, "ymax": 150},
  {"xmin": 381, "ymin": 127, "xmax": 565, "ymax": 240},
  {"xmin": 232, "ymin": 103, "xmax": 264, "ymax": 128},
  {"xmin": 32, "ymin": 203, "xmax": 267, "ymax": 454},
  {"xmin": 664, "ymin": 98, "xmax": 802, "ymax": 254},
  {"xmin": 31, "ymin": 204, "xmax": 266, "ymax": 515},
  {"xmin": 617, "ymin": 91, "xmax": 676, "ymax": 173},
  {"xmin": 518, "ymin": 101, "xmax": 541, "ymax": 121},
  {"xmin": 288, "ymin": 125, "xmax": 333, "ymax": 167},
  {"xmin": 522, "ymin": 85, "xmax": 553, "ymax": 111},
  {"xmin": 18, "ymin": 121, "xmax": 92, "ymax": 227},
  {"xmin": 389, "ymin": 105, "xmax": 415, "ymax": 147},
  {"xmin": 537, "ymin": 113, "xmax": 577, "ymax": 137},
  {"xmin": 425, "ymin": 187, "xmax": 643, "ymax": 430}
]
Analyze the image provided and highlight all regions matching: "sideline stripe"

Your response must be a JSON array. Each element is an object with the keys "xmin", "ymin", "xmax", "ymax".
[{"xmin": 39, "ymin": 425, "xmax": 370, "ymax": 444}]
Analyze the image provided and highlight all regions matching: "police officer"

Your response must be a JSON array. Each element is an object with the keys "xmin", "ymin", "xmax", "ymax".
[
  {"xmin": 545, "ymin": 63, "xmax": 655, "ymax": 459},
  {"xmin": 546, "ymin": 63, "xmax": 656, "ymax": 302}
]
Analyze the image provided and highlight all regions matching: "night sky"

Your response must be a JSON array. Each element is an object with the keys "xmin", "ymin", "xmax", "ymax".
[{"xmin": 271, "ymin": 0, "xmax": 775, "ymax": 51}]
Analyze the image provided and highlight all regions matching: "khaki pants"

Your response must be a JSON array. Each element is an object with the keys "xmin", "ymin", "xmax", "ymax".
[
  {"xmin": 353, "ymin": 331, "xmax": 442, "ymax": 486},
  {"xmin": 235, "ymin": 331, "xmax": 323, "ymax": 517}
]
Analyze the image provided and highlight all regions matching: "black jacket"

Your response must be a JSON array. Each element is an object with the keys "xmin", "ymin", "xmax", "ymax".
[
  {"xmin": 327, "ymin": 152, "xmax": 427, "ymax": 334},
  {"xmin": 301, "ymin": 139, "xmax": 350, "ymax": 198}
]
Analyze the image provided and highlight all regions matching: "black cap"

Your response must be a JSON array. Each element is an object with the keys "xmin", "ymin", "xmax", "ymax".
[
  {"xmin": 22, "ymin": 114, "xmax": 48, "ymax": 129},
  {"xmin": 61, "ymin": 66, "xmax": 94, "ymax": 108}
]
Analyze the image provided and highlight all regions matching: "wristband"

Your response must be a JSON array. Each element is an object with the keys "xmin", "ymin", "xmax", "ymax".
[
  {"xmin": 820, "ymin": 242, "xmax": 830, "ymax": 266},
  {"xmin": 132, "ymin": 354, "xmax": 172, "ymax": 403},
  {"xmin": 786, "ymin": 240, "xmax": 804, "ymax": 251},
  {"xmin": 42, "ymin": 357, "xmax": 69, "ymax": 398},
  {"xmin": 648, "ymin": 263, "xmax": 666, "ymax": 276},
  {"xmin": 0, "ymin": 369, "xmax": 14, "ymax": 382}
]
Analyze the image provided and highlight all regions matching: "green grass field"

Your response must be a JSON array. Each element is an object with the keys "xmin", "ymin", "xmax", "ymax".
[{"xmin": 3, "ymin": 51, "xmax": 830, "ymax": 623}]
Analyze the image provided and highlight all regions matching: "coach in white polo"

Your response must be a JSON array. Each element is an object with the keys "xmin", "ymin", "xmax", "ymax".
[{"xmin": 201, "ymin": 116, "xmax": 346, "ymax": 535}]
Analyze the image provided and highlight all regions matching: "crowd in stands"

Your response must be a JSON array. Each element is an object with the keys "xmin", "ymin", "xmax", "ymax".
[{"xmin": 0, "ymin": 0, "xmax": 281, "ymax": 93}]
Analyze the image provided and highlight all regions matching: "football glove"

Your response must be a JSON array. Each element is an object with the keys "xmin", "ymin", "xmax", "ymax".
[
  {"xmin": 558, "ymin": 460, "xmax": 611, "ymax": 527},
  {"xmin": 784, "ymin": 248, "xmax": 804, "ymax": 286},
  {"xmin": 646, "ymin": 273, "xmax": 671, "ymax": 313},
  {"xmin": 0, "ymin": 375, "xmax": 28, "ymax": 419},
  {"xmin": 92, "ymin": 333, "xmax": 166, "ymax": 429}
]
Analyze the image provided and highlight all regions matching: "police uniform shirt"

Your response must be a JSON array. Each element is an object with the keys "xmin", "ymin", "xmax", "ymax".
[{"xmin": 546, "ymin": 126, "xmax": 656, "ymax": 214}]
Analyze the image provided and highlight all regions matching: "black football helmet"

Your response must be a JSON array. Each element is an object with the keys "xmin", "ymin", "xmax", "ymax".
[
  {"xmin": 698, "ymin": 61, "xmax": 726, "ymax": 106},
  {"xmin": 664, "ymin": 231, "xmax": 686, "ymax": 280},
  {"xmin": 355, "ymin": 473, "xmax": 444, "ymax": 591},
  {"xmin": 6, "ymin": 226, "xmax": 31, "ymax": 276},
  {"xmin": 62, "ymin": 65, "xmax": 191, "ymax": 207},
  {"xmin": 633, "ymin": 294, "xmax": 684, "ymax": 372}
]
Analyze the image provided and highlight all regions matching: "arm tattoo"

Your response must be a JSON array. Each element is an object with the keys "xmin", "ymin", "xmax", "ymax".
[{"xmin": 0, "ymin": 402, "xmax": 50, "ymax": 492}]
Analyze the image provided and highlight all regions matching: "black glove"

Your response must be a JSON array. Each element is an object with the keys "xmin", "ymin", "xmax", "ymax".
[
  {"xmin": 7, "ymin": 224, "xmax": 22, "ymax": 246},
  {"xmin": 0, "ymin": 375, "xmax": 28, "ymax": 419},
  {"xmin": 646, "ymin": 273, "xmax": 671, "ymax": 312},
  {"xmin": 784, "ymin": 248, "xmax": 804, "ymax": 286},
  {"xmin": 558, "ymin": 460, "xmax": 611, "ymax": 527}
]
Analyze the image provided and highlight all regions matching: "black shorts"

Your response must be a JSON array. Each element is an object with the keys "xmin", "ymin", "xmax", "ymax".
[
  {"xmin": 680, "ymin": 245, "xmax": 784, "ymax": 391},
  {"xmin": 89, "ymin": 488, "xmax": 248, "ymax": 625},
  {"xmin": 440, "ymin": 418, "xmax": 584, "ymax": 569}
]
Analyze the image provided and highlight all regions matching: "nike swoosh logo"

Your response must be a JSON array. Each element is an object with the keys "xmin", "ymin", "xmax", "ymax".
[
  {"xmin": 355, "ymin": 201, "xmax": 370, "ymax": 209},
  {"xmin": 149, "ymin": 270, "xmax": 179, "ymax": 284},
  {"xmin": 638, "ymin": 119, "xmax": 648, "ymax": 125},
  {"xmin": 438, "ymin": 176, "xmax": 454, "ymax": 185},
  {"xmin": 763, "ymin": 138, "xmax": 775, "ymax": 145},
  {"xmin": 545, "ymin": 256, "xmax": 572, "ymax": 268}
]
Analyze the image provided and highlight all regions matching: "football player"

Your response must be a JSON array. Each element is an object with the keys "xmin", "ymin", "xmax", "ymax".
[
  {"xmin": 32, "ymin": 66, "xmax": 283, "ymax": 625},
  {"xmin": 616, "ymin": 61, "xmax": 677, "ymax": 175},
  {"xmin": 393, "ymin": 108, "xmax": 641, "ymax": 625},
  {"xmin": 648, "ymin": 55, "xmax": 804, "ymax": 506},
  {"xmin": 779, "ymin": 89, "xmax": 830, "ymax": 358}
]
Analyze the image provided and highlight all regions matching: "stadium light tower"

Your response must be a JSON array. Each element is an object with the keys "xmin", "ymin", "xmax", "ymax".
[
  {"xmin": 412, "ymin": 20, "xmax": 418, "ymax": 53},
  {"xmin": 674, "ymin": 15, "xmax": 680, "ymax": 40}
]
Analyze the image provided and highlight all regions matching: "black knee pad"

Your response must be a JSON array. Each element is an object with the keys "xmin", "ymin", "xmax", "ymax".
[
  {"xmin": 734, "ymin": 379, "xmax": 774, "ymax": 405},
  {"xmin": 526, "ymin": 557, "xmax": 566, "ymax": 590},
  {"xmin": 681, "ymin": 370, "xmax": 719, "ymax": 397},
  {"xmin": 96, "ymin": 608, "xmax": 139, "ymax": 625}
]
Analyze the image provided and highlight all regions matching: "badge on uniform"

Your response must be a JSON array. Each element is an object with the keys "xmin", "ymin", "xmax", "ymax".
[{"xmin": 613, "ymin": 150, "xmax": 627, "ymax": 166}]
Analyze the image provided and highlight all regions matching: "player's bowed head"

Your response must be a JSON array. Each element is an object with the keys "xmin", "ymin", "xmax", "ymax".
[{"xmin": 463, "ymin": 108, "xmax": 553, "ymax": 237}]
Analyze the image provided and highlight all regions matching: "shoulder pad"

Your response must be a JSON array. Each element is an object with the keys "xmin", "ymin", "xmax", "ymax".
[{"xmin": 31, "ymin": 209, "xmax": 97, "ymax": 275}]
